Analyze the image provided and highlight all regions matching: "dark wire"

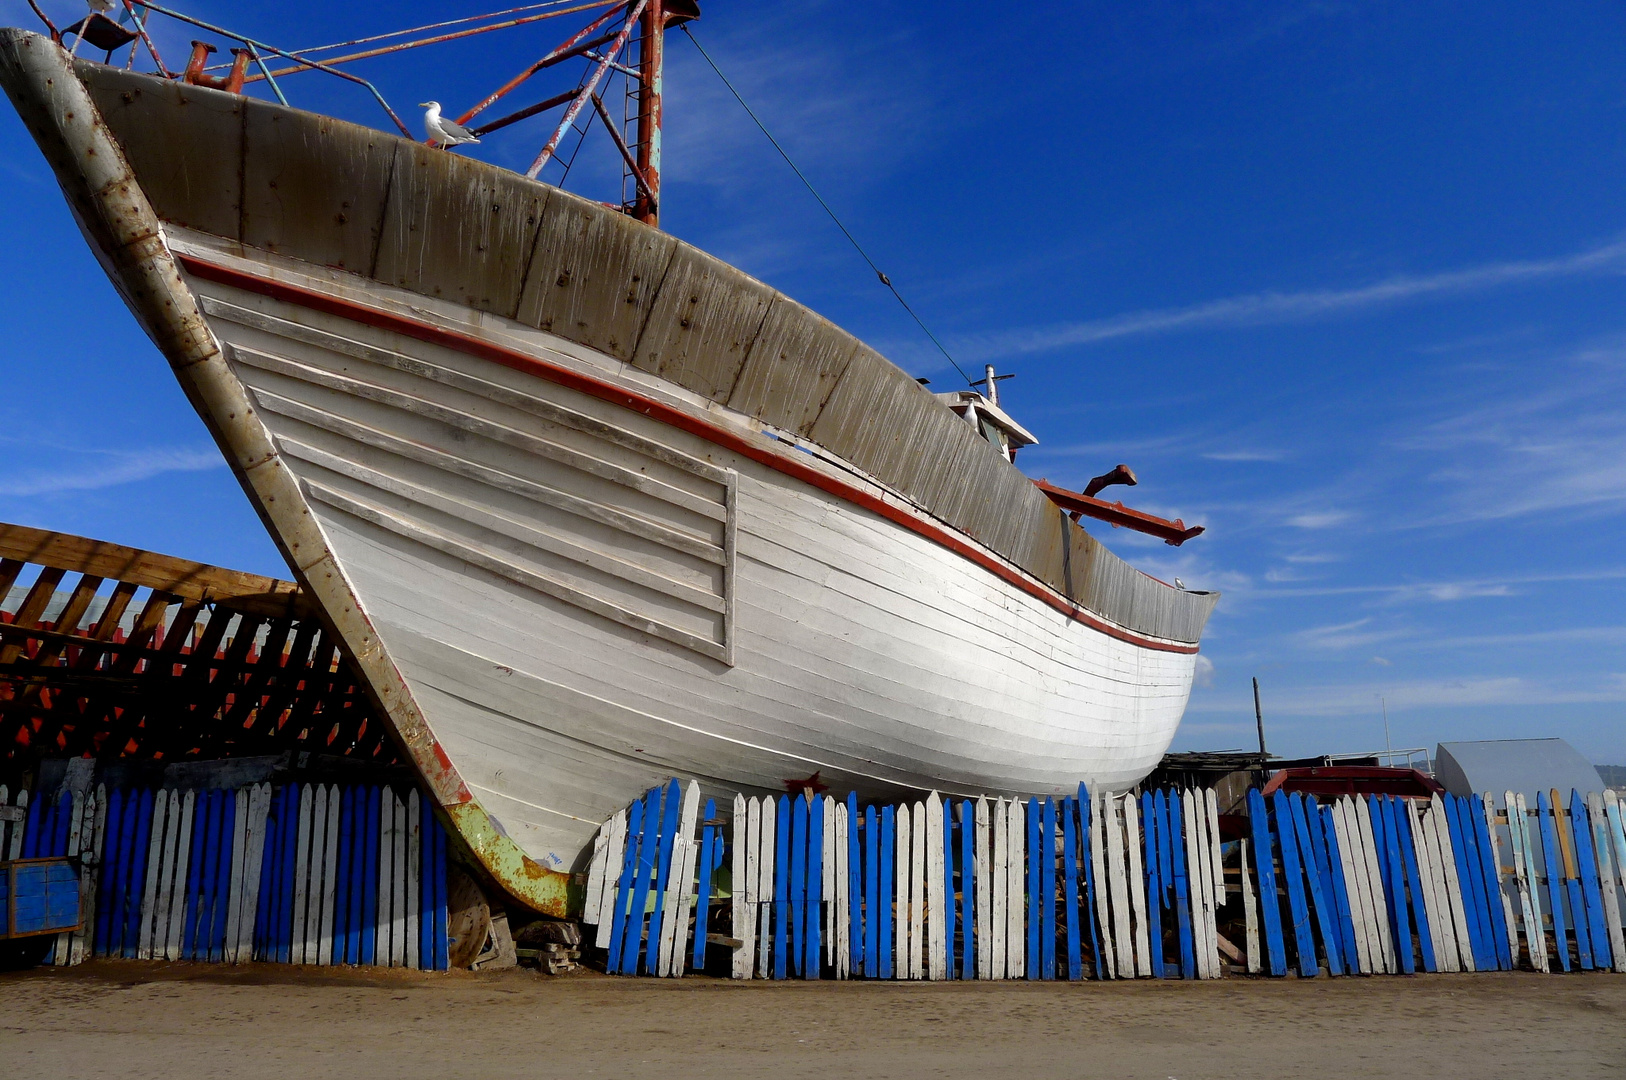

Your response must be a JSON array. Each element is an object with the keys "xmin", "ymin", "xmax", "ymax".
[{"xmin": 680, "ymin": 25, "xmax": 976, "ymax": 389}]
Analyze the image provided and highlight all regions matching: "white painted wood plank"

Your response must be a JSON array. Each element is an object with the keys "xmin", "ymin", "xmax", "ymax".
[
  {"xmin": 824, "ymin": 795, "xmax": 838, "ymax": 969},
  {"xmin": 1430, "ymin": 798, "xmax": 1465, "ymax": 973},
  {"xmin": 1192, "ymin": 789, "xmax": 1220, "ymax": 978},
  {"xmin": 1479, "ymin": 794, "xmax": 1519, "ymax": 964},
  {"xmin": 316, "ymin": 784, "xmax": 339, "ymax": 966},
  {"xmin": 292, "ymin": 784, "xmax": 314, "ymax": 965},
  {"xmin": 991, "ymin": 798, "xmax": 1007, "ymax": 980},
  {"xmin": 1329, "ymin": 800, "xmax": 1371, "ymax": 974},
  {"xmin": 237, "ymin": 785, "xmax": 272, "ymax": 964},
  {"xmin": 909, "ymin": 800, "xmax": 926, "ymax": 980},
  {"xmin": 1401, "ymin": 797, "xmax": 1441, "ymax": 969},
  {"xmin": 973, "ymin": 797, "xmax": 990, "ymax": 980},
  {"xmin": 1205, "ymin": 788, "xmax": 1225, "ymax": 908},
  {"xmin": 222, "ymin": 788, "xmax": 249, "ymax": 964},
  {"xmin": 1354, "ymin": 795, "xmax": 1395, "ymax": 973},
  {"xmin": 1183, "ymin": 789, "xmax": 1213, "ymax": 979},
  {"xmin": 136, "ymin": 790, "xmax": 168, "ymax": 961},
  {"xmin": 69, "ymin": 787, "xmax": 102, "ymax": 966},
  {"xmin": 1509, "ymin": 793, "xmax": 1547, "ymax": 973},
  {"xmin": 1586, "ymin": 791, "xmax": 1625, "ymax": 973},
  {"xmin": 1089, "ymin": 792, "xmax": 1113, "ymax": 979},
  {"xmin": 731, "ymin": 794, "xmax": 750, "ymax": 979},
  {"xmin": 1123, "ymin": 794, "xmax": 1152, "ymax": 977},
  {"xmin": 895, "ymin": 802, "xmax": 911, "ymax": 979},
  {"xmin": 1106, "ymin": 793, "xmax": 1134, "ymax": 979},
  {"xmin": 593, "ymin": 809, "xmax": 627, "ymax": 951},
  {"xmin": 756, "ymin": 795, "xmax": 775, "ymax": 980},
  {"xmin": 52, "ymin": 790, "xmax": 86, "ymax": 967},
  {"xmin": 926, "ymin": 792, "xmax": 945, "ymax": 980},
  {"xmin": 375, "ymin": 786, "xmax": 394, "ymax": 968},
  {"xmin": 666, "ymin": 780, "xmax": 705, "ymax": 975},
  {"xmin": 583, "ymin": 819, "xmax": 611, "ymax": 927},
  {"xmin": 1605, "ymin": 791, "xmax": 1626, "ymax": 973},
  {"xmin": 1006, "ymin": 798, "xmax": 1025, "ymax": 979},
  {"xmin": 164, "ymin": 790, "xmax": 195, "ymax": 962},
  {"xmin": 406, "ymin": 788, "xmax": 423, "ymax": 970},
  {"xmin": 2, "ymin": 788, "xmax": 24, "ymax": 860},
  {"xmin": 392, "ymin": 790, "xmax": 410, "ymax": 967},
  {"xmin": 834, "ymin": 799, "xmax": 849, "ymax": 979},
  {"xmin": 1498, "ymin": 793, "xmax": 1531, "ymax": 972},
  {"xmin": 1241, "ymin": 837, "xmax": 1260, "ymax": 974}
]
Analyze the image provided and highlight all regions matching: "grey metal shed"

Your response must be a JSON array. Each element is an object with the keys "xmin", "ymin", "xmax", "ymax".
[{"xmin": 1435, "ymin": 739, "xmax": 1604, "ymax": 802}]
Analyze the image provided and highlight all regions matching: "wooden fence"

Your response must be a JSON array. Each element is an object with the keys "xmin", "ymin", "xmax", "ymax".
[
  {"xmin": 582, "ymin": 781, "xmax": 1626, "ymax": 979},
  {"xmin": 1, "ymin": 780, "xmax": 448, "ymax": 969}
]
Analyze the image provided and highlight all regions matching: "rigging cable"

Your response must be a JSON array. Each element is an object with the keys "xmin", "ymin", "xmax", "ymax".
[{"xmin": 680, "ymin": 25, "xmax": 976, "ymax": 389}]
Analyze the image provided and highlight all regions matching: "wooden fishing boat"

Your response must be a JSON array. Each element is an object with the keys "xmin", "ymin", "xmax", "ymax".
[{"xmin": 0, "ymin": 13, "xmax": 1216, "ymax": 915}]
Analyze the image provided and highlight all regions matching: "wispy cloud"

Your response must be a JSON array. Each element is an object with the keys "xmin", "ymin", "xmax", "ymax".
[
  {"xmin": 949, "ymin": 235, "xmax": 1626, "ymax": 361},
  {"xmin": 0, "ymin": 447, "xmax": 223, "ymax": 497}
]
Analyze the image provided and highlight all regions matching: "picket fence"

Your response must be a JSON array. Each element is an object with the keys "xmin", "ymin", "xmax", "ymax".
[
  {"xmin": 0, "ymin": 781, "xmax": 449, "ymax": 969},
  {"xmin": 581, "ymin": 780, "xmax": 1626, "ymax": 980}
]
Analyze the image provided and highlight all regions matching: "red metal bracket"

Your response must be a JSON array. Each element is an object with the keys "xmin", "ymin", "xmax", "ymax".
[{"xmin": 1034, "ymin": 478, "xmax": 1206, "ymax": 546}]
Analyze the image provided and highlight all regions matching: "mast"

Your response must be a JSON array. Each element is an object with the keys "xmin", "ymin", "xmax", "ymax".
[{"xmin": 632, "ymin": 1, "xmax": 698, "ymax": 227}]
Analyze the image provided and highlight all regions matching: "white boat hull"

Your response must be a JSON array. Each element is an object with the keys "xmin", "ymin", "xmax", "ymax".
[{"xmin": 178, "ymin": 233, "xmax": 1195, "ymax": 870}]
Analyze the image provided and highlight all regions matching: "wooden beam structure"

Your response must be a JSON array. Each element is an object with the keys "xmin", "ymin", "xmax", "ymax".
[{"xmin": 0, "ymin": 522, "xmax": 388, "ymax": 770}]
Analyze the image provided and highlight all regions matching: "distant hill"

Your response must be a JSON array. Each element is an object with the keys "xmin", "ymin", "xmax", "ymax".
[{"xmin": 1600, "ymin": 764, "xmax": 1626, "ymax": 791}]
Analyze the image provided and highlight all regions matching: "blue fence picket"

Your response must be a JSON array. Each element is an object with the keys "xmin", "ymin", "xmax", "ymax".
[
  {"xmin": 1441, "ymin": 793, "xmax": 1488, "ymax": 970},
  {"xmin": 1392, "ymin": 800, "xmax": 1437, "ymax": 973},
  {"xmin": 1533, "ymin": 791, "xmax": 1570, "ymax": 972},
  {"xmin": 643, "ymin": 780, "xmax": 679, "ymax": 976},
  {"xmin": 803, "ymin": 793, "xmax": 819, "ymax": 975},
  {"xmin": 1140, "ymin": 791, "xmax": 1164, "ymax": 979},
  {"xmin": 1466, "ymin": 795, "xmax": 1513, "ymax": 971},
  {"xmin": 1270, "ymin": 791, "xmax": 1315, "ymax": 976},
  {"xmin": 944, "ymin": 797, "xmax": 957, "ymax": 980},
  {"xmin": 1569, "ymin": 791, "xmax": 1611, "ymax": 970},
  {"xmin": 1168, "ymin": 789, "xmax": 1196, "ymax": 979},
  {"xmin": 1289, "ymin": 793, "xmax": 1342, "ymax": 976},
  {"xmin": 605, "ymin": 794, "xmax": 642, "ymax": 974},
  {"xmin": 848, "ymin": 792, "xmax": 864, "ymax": 976},
  {"xmin": 773, "ymin": 793, "xmax": 791, "ymax": 980},
  {"xmin": 1379, "ymin": 798, "xmax": 1415, "ymax": 975},
  {"xmin": 1316, "ymin": 801, "xmax": 1360, "ymax": 969},
  {"xmin": 1077, "ymin": 787, "xmax": 1105, "ymax": 979},
  {"xmin": 864, "ymin": 804, "xmax": 879, "ymax": 978},
  {"xmin": 432, "ymin": 810, "xmax": 449, "ymax": 971},
  {"xmin": 878, "ymin": 804, "xmax": 894, "ymax": 980},
  {"xmin": 788, "ymin": 794, "xmax": 806, "ymax": 978},
  {"xmin": 958, "ymin": 800, "xmax": 974, "ymax": 980},
  {"xmin": 1036, "ymin": 799, "xmax": 1052, "ymax": 979},
  {"xmin": 1062, "ymin": 798, "xmax": 1082, "ymax": 981},
  {"xmin": 621, "ymin": 786, "xmax": 660, "ymax": 976},
  {"xmin": 1246, "ymin": 789, "xmax": 1286, "ymax": 976},
  {"xmin": 693, "ymin": 797, "xmax": 718, "ymax": 972}
]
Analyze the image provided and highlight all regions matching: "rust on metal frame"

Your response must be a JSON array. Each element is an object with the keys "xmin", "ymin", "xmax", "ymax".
[{"xmin": 1033, "ymin": 478, "xmax": 1206, "ymax": 547}]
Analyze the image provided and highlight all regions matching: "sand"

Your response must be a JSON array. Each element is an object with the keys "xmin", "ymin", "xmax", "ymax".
[{"xmin": 2, "ymin": 962, "xmax": 1622, "ymax": 1079}]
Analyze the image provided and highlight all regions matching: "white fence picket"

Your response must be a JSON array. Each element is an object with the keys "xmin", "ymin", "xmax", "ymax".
[
  {"xmin": 834, "ymin": 799, "xmax": 850, "ymax": 979},
  {"xmin": 1005, "ymin": 798, "xmax": 1025, "ymax": 979},
  {"xmin": 974, "ymin": 796, "xmax": 991, "ymax": 979},
  {"xmin": 731, "ymin": 794, "xmax": 751, "ymax": 979},
  {"xmin": 990, "ymin": 797, "xmax": 1007, "ymax": 979},
  {"xmin": 1123, "ymin": 795, "xmax": 1151, "ymax": 977}
]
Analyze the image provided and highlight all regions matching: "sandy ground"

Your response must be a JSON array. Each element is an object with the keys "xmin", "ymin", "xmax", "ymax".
[{"xmin": 2, "ymin": 962, "xmax": 1622, "ymax": 1079}]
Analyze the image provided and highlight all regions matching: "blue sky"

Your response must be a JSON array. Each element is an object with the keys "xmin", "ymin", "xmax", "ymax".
[{"xmin": 3, "ymin": 1, "xmax": 1623, "ymax": 764}]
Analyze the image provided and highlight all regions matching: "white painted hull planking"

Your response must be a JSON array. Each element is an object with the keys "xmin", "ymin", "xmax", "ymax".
[{"xmin": 170, "ymin": 231, "xmax": 1199, "ymax": 871}]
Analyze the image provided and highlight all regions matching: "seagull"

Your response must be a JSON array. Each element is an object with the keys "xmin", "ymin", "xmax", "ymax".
[
  {"xmin": 420, "ymin": 101, "xmax": 479, "ymax": 150},
  {"xmin": 1175, "ymin": 577, "xmax": 1187, "ymax": 590}
]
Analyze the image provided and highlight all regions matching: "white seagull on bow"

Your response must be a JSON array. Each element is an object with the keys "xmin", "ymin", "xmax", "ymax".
[{"xmin": 420, "ymin": 101, "xmax": 480, "ymax": 150}]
